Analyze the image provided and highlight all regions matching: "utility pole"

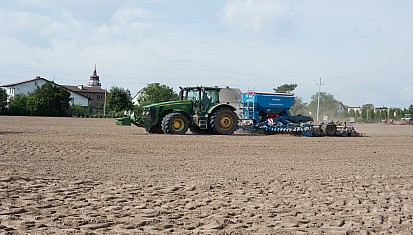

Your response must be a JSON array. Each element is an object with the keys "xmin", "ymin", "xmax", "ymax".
[
  {"xmin": 316, "ymin": 78, "xmax": 324, "ymax": 122},
  {"xmin": 103, "ymin": 88, "xmax": 107, "ymax": 116}
]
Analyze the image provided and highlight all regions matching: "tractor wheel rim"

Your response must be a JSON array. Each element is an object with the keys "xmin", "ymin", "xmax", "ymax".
[
  {"xmin": 219, "ymin": 114, "xmax": 233, "ymax": 130},
  {"xmin": 172, "ymin": 119, "xmax": 184, "ymax": 131}
]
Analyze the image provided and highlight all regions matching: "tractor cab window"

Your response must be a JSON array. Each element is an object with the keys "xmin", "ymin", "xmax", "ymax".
[
  {"xmin": 205, "ymin": 90, "xmax": 219, "ymax": 103},
  {"xmin": 184, "ymin": 89, "xmax": 199, "ymax": 101}
]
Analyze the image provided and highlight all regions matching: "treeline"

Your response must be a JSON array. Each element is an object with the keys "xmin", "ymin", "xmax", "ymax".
[
  {"xmin": 0, "ymin": 82, "xmax": 176, "ymax": 117},
  {"xmin": 1, "ymin": 82, "xmax": 412, "ymax": 122},
  {"xmin": 1, "ymin": 82, "xmax": 71, "ymax": 116},
  {"xmin": 275, "ymin": 84, "xmax": 413, "ymax": 122}
]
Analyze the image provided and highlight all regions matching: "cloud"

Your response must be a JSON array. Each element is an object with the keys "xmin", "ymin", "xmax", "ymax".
[
  {"xmin": 0, "ymin": 3, "xmax": 153, "ymax": 48},
  {"xmin": 95, "ymin": 7, "xmax": 153, "ymax": 43},
  {"xmin": 221, "ymin": 0, "xmax": 299, "ymax": 35},
  {"xmin": 0, "ymin": 10, "xmax": 66, "ymax": 48}
]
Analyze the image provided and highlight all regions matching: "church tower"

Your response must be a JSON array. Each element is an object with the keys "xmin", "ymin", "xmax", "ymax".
[{"xmin": 88, "ymin": 65, "xmax": 101, "ymax": 87}]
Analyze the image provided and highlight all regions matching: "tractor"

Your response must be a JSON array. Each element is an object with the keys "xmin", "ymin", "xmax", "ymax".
[{"xmin": 116, "ymin": 86, "xmax": 238, "ymax": 135}]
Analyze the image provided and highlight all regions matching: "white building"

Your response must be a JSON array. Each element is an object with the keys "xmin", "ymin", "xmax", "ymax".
[{"xmin": 1, "ymin": 76, "xmax": 90, "ymax": 107}]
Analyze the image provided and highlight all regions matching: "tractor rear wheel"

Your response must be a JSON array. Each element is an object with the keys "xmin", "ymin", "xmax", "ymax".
[
  {"xmin": 162, "ymin": 112, "xmax": 189, "ymax": 134},
  {"xmin": 208, "ymin": 108, "xmax": 238, "ymax": 135}
]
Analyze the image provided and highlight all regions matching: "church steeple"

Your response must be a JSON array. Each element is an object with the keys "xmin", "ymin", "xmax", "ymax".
[{"xmin": 88, "ymin": 64, "xmax": 101, "ymax": 87}]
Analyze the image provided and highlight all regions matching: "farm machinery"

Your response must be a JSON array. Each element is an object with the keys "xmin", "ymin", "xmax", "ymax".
[
  {"xmin": 238, "ymin": 91, "xmax": 360, "ymax": 137},
  {"xmin": 116, "ymin": 86, "xmax": 360, "ymax": 137}
]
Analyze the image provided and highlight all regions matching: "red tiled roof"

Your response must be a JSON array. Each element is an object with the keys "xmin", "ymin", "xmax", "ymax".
[{"xmin": 63, "ymin": 85, "xmax": 105, "ymax": 93}]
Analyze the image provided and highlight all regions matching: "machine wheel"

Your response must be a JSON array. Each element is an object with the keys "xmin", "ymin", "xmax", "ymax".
[
  {"xmin": 145, "ymin": 126, "xmax": 163, "ymax": 134},
  {"xmin": 325, "ymin": 124, "xmax": 337, "ymax": 136},
  {"xmin": 162, "ymin": 112, "xmax": 189, "ymax": 134},
  {"xmin": 189, "ymin": 125, "xmax": 209, "ymax": 135},
  {"xmin": 208, "ymin": 108, "xmax": 238, "ymax": 135}
]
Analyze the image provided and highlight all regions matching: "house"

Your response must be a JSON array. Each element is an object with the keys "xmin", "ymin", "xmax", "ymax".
[
  {"xmin": 1, "ymin": 76, "xmax": 89, "ymax": 107},
  {"xmin": 63, "ymin": 66, "xmax": 106, "ymax": 114},
  {"xmin": 347, "ymin": 106, "xmax": 362, "ymax": 113}
]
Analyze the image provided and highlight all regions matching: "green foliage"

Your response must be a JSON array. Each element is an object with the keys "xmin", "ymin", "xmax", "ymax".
[
  {"xmin": 131, "ymin": 83, "xmax": 178, "ymax": 115},
  {"xmin": 0, "ymin": 88, "xmax": 7, "ymax": 113},
  {"xmin": 290, "ymin": 97, "xmax": 309, "ymax": 116},
  {"xmin": 307, "ymin": 92, "xmax": 341, "ymax": 120},
  {"xmin": 367, "ymin": 109, "xmax": 375, "ymax": 122},
  {"xmin": 27, "ymin": 82, "xmax": 71, "ymax": 116},
  {"xmin": 8, "ymin": 94, "xmax": 29, "ymax": 116},
  {"xmin": 136, "ymin": 83, "xmax": 179, "ymax": 107},
  {"xmin": 388, "ymin": 108, "xmax": 395, "ymax": 120},
  {"xmin": 273, "ymin": 84, "xmax": 297, "ymax": 93},
  {"xmin": 355, "ymin": 110, "xmax": 361, "ymax": 122},
  {"xmin": 348, "ymin": 109, "xmax": 356, "ymax": 118},
  {"xmin": 107, "ymin": 86, "xmax": 132, "ymax": 112},
  {"xmin": 360, "ymin": 109, "xmax": 367, "ymax": 122},
  {"xmin": 71, "ymin": 104, "xmax": 86, "ymax": 117}
]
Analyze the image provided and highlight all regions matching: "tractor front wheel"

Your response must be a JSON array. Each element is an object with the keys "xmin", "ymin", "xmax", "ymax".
[
  {"xmin": 209, "ymin": 108, "xmax": 238, "ymax": 135},
  {"xmin": 162, "ymin": 112, "xmax": 189, "ymax": 134}
]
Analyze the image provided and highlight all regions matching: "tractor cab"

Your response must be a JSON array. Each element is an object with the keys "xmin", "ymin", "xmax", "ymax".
[{"xmin": 179, "ymin": 86, "xmax": 221, "ymax": 113}]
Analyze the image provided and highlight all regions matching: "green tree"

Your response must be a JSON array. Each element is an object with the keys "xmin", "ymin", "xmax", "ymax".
[
  {"xmin": 134, "ymin": 83, "xmax": 179, "ymax": 112},
  {"xmin": 27, "ymin": 82, "xmax": 71, "ymax": 116},
  {"xmin": 396, "ymin": 109, "xmax": 402, "ymax": 120},
  {"xmin": 360, "ymin": 109, "xmax": 367, "ymax": 122},
  {"xmin": 0, "ymin": 88, "xmax": 7, "ymax": 114},
  {"xmin": 290, "ymin": 97, "xmax": 309, "ymax": 116},
  {"xmin": 348, "ymin": 109, "xmax": 355, "ymax": 119},
  {"xmin": 273, "ymin": 84, "xmax": 297, "ymax": 93},
  {"xmin": 355, "ymin": 110, "xmax": 361, "ymax": 122},
  {"xmin": 107, "ymin": 86, "xmax": 133, "ymax": 112},
  {"xmin": 367, "ymin": 109, "xmax": 375, "ymax": 122},
  {"xmin": 272, "ymin": 84, "xmax": 308, "ymax": 115},
  {"xmin": 307, "ymin": 92, "xmax": 341, "ymax": 120},
  {"xmin": 8, "ymin": 94, "xmax": 29, "ymax": 115},
  {"xmin": 71, "ymin": 104, "xmax": 86, "ymax": 117},
  {"xmin": 388, "ymin": 108, "xmax": 395, "ymax": 120}
]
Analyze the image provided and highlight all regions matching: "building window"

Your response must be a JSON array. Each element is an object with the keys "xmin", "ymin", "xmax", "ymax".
[{"xmin": 97, "ymin": 94, "xmax": 104, "ymax": 100}]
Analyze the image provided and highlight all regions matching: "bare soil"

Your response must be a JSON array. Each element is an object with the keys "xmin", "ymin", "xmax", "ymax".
[{"xmin": 1, "ymin": 116, "xmax": 413, "ymax": 234}]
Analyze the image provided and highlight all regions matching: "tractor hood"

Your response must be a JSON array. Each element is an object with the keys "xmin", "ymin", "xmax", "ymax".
[{"xmin": 143, "ymin": 100, "xmax": 192, "ymax": 108}]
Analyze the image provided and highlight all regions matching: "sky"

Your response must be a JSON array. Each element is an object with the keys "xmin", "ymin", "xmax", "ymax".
[{"xmin": 0, "ymin": 0, "xmax": 412, "ymax": 108}]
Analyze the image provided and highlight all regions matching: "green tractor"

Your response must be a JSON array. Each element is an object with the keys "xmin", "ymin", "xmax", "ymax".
[{"xmin": 116, "ymin": 86, "xmax": 238, "ymax": 135}]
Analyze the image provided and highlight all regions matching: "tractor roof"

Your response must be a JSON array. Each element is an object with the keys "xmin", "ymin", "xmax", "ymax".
[{"xmin": 183, "ymin": 86, "xmax": 221, "ymax": 91}]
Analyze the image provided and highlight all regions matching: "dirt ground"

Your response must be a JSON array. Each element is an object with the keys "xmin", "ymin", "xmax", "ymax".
[{"xmin": 1, "ymin": 116, "xmax": 413, "ymax": 234}]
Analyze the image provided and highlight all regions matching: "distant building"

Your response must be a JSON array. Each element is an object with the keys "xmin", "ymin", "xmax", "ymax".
[
  {"xmin": 347, "ymin": 106, "xmax": 362, "ymax": 113},
  {"xmin": 0, "ymin": 76, "xmax": 89, "ymax": 107},
  {"xmin": 63, "ymin": 66, "xmax": 106, "ymax": 114}
]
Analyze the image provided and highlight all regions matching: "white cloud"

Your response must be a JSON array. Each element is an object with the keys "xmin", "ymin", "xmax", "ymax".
[
  {"xmin": 221, "ymin": 0, "xmax": 299, "ymax": 35},
  {"xmin": 0, "ymin": 10, "xmax": 66, "ymax": 48}
]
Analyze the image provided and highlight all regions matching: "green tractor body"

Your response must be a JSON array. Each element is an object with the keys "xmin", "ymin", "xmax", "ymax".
[{"xmin": 117, "ymin": 86, "xmax": 238, "ymax": 135}]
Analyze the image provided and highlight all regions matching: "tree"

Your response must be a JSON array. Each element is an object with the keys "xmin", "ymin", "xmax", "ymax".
[
  {"xmin": 71, "ymin": 104, "xmax": 86, "ymax": 117},
  {"xmin": 367, "ymin": 109, "xmax": 375, "ymax": 122},
  {"xmin": 8, "ymin": 94, "xmax": 29, "ymax": 115},
  {"xmin": 134, "ymin": 83, "xmax": 179, "ymax": 112},
  {"xmin": 290, "ymin": 97, "xmax": 309, "ymax": 116},
  {"xmin": 273, "ymin": 84, "xmax": 297, "ymax": 93},
  {"xmin": 107, "ymin": 86, "xmax": 133, "ymax": 112},
  {"xmin": 307, "ymin": 92, "xmax": 341, "ymax": 120},
  {"xmin": 27, "ymin": 82, "xmax": 71, "ymax": 116},
  {"xmin": 348, "ymin": 109, "xmax": 355, "ymax": 119},
  {"xmin": 272, "ymin": 84, "xmax": 308, "ymax": 115},
  {"xmin": 0, "ymin": 88, "xmax": 7, "ymax": 114}
]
